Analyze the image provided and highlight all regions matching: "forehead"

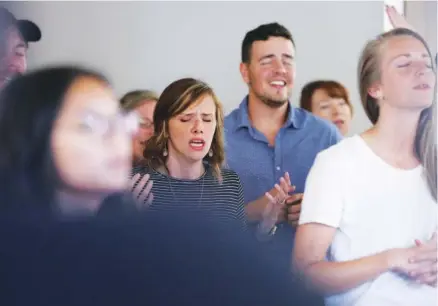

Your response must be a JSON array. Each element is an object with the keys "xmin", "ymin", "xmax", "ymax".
[
  {"xmin": 251, "ymin": 36, "xmax": 295, "ymax": 59},
  {"xmin": 62, "ymin": 77, "xmax": 117, "ymax": 116},
  {"xmin": 135, "ymin": 100, "xmax": 156, "ymax": 117},
  {"xmin": 382, "ymin": 35, "xmax": 429, "ymax": 61},
  {"xmin": 182, "ymin": 94, "xmax": 216, "ymax": 114},
  {"xmin": 312, "ymin": 89, "xmax": 345, "ymax": 102}
]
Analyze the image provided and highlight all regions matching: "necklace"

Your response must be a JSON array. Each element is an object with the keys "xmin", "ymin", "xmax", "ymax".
[{"xmin": 165, "ymin": 167, "xmax": 206, "ymax": 208}]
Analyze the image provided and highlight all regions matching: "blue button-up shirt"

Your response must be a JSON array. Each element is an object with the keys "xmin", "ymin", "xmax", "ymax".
[{"xmin": 224, "ymin": 97, "xmax": 342, "ymax": 257}]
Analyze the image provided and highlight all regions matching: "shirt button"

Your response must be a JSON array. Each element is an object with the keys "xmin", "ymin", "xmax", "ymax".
[{"xmin": 276, "ymin": 166, "xmax": 280, "ymax": 171}]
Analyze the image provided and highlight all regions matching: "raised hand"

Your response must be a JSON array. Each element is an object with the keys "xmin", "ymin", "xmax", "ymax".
[
  {"xmin": 258, "ymin": 172, "xmax": 293, "ymax": 235},
  {"xmin": 131, "ymin": 173, "xmax": 154, "ymax": 209},
  {"xmin": 386, "ymin": 5, "xmax": 415, "ymax": 31}
]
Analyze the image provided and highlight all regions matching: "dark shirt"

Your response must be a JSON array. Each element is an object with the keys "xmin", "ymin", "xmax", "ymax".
[{"xmin": 132, "ymin": 163, "xmax": 247, "ymax": 228}]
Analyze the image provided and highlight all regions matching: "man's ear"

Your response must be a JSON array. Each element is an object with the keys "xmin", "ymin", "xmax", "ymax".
[{"xmin": 239, "ymin": 62, "xmax": 250, "ymax": 84}]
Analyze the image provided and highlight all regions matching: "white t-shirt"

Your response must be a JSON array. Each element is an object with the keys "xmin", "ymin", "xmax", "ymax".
[{"xmin": 299, "ymin": 135, "xmax": 437, "ymax": 306}]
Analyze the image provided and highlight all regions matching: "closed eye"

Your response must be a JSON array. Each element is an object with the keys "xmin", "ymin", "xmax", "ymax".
[{"xmin": 397, "ymin": 62, "xmax": 411, "ymax": 68}]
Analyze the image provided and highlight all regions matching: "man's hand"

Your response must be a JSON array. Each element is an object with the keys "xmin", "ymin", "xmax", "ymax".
[{"xmin": 285, "ymin": 193, "xmax": 303, "ymax": 227}]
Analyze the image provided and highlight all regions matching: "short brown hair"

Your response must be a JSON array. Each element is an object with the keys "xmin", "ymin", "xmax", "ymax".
[
  {"xmin": 299, "ymin": 80, "xmax": 352, "ymax": 114},
  {"xmin": 120, "ymin": 90, "xmax": 159, "ymax": 111},
  {"xmin": 144, "ymin": 78, "xmax": 225, "ymax": 180}
]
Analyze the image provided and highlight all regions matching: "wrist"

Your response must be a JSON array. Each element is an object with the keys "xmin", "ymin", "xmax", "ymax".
[{"xmin": 381, "ymin": 249, "xmax": 397, "ymax": 271}]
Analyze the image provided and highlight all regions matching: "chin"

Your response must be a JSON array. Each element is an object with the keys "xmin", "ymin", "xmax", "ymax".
[{"xmin": 186, "ymin": 152, "xmax": 208, "ymax": 163}]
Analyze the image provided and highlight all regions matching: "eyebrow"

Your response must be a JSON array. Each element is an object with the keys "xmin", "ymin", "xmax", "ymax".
[
  {"xmin": 391, "ymin": 53, "xmax": 430, "ymax": 61},
  {"xmin": 180, "ymin": 112, "xmax": 213, "ymax": 116},
  {"xmin": 258, "ymin": 53, "xmax": 294, "ymax": 62}
]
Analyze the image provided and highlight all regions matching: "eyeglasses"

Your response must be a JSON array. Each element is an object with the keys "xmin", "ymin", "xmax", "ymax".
[{"xmin": 78, "ymin": 111, "xmax": 140, "ymax": 138}]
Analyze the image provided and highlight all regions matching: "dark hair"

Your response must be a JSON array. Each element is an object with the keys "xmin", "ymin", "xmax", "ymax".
[
  {"xmin": 0, "ymin": 66, "xmax": 109, "ymax": 212},
  {"xmin": 241, "ymin": 22, "xmax": 295, "ymax": 63},
  {"xmin": 299, "ymin": 80, "xmax": 353, "ymax": 114},
  {"xmin": 358, "ymin": 28, "xmax": 437, "ymax": 200},
  {"xmin": 144, "ymin": 78, "xmax": 225, "ymax": 180}
]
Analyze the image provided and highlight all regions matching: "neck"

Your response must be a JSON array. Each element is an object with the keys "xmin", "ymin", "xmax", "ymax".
[
  {"xmin": 247, "ymin": 92, "xmax": 289, "ymax": 133},
  {"xmin": 366, "ymin": 108, "xmax": 421, "ymax": 156},
  {"xmin": 56, "ymin": 189, "xmax": 103, "ymax": 217},
  {"xmin": 165, "ymin": 154, "xmax": 205, "ymax": 180}
]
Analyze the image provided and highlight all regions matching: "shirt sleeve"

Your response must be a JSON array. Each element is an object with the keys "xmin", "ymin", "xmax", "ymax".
[{"xmin": 299, "ymin": 149, "xmax": 345, "ymax": 228}]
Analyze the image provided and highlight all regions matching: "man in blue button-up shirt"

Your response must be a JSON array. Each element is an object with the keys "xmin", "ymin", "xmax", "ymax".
[{"xmin": 224, "ymin": 22, "xmax": 342, "ymax": 260}]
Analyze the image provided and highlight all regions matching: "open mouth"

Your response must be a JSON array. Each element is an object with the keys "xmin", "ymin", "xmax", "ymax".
[
  {"xmin": 413, "ymin": 83, "xmax": 431, "ymax": 90},
  {"xmin": 333, "ymin": 119, "xmax": 345, "ymax": 126},
  {"xmin": 189, "ymin": 139, "xmax": 205, "ymax": 151},
  {"xmin": 269, "ymin": 80, "xmax": 286, "ymax": 89}
]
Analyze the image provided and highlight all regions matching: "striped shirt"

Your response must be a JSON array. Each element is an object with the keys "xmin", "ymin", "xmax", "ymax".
[{"xmin": 131, "ymin": 163, "xmax": 247, "ymax": 228}]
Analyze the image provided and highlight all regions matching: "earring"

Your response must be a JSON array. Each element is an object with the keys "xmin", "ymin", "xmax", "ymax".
[
  {"xmin": 163, "ymin": 147, "xmax": 168, "ymax": 157},
  {"xmin": 208, "ymin": 150, "xmax": 213, "ymax": 157}
]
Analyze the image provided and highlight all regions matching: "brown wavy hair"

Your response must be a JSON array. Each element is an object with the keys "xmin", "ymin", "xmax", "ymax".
[
  {"xmin": 358, "ymin": 28, "xmax": 437, "ymax": 200},
  {"xmin": 299, "ymin": 80, "xmax": 353, "ymax": 114},
  {"xmin": 144, "ymin": 78, "xmax": 225, "ymax": 181}
]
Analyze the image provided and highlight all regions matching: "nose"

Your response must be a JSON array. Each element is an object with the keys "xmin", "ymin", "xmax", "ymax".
[
  {"xmin": 191, "ymin": 118, "xmax": 204, "ymax": 134},
  {"xmin": 332, "ymin": 104, "xmax": 341, "ymax": 116},
  {"xmin": 415, "ymin": 61, "xmax": 433, "ymax": 77},
  {"xmin": 272, "ymin": 58, "xmax": 286, "ymax": 74}
]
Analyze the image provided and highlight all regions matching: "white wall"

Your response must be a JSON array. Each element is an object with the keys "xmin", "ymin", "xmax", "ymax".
[
  {"xmin": 405, "ymin": 0, "xmax": 437, "ymax": 56},
  {"xmin": 8, "ymin": 1, "xmax": 387, "ymax": 135}
]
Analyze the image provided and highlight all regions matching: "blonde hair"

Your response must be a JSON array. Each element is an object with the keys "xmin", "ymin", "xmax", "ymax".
[
  {"xmin": 120, "ymin": 90, "xmax": 159, "ymax": 111},
  {"xmin": 358, "ymin": 28, "xmax": 437, "ymax": 200},
  {"xmin": 144, "ymin": 78, "xmax": 225, "ymax": 181}
]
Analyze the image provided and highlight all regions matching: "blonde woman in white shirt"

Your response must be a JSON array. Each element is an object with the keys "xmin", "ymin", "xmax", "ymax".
[{"xmin": 292, "ymin": 28, "xmax": 437, "ymax": 306}]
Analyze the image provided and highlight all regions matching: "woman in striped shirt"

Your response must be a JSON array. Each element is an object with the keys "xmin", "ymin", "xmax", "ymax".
[{"xmin": 131, "ymin": 78, "xmax": 247, "ymax": 228}]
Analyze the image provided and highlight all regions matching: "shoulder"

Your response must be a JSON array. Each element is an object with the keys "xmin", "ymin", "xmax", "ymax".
[
  {"xmin": 296, "ymin": 108, "xmax": 341, "ymax": 137},
  {"xmin": 219, "ymin": 167, "xmax": 241, "ymax": 183},
  {"xmin": 292, "ymin": 108, "xmax": 343, "ymax": 149},
  {"xmin": 314, "ymin": 135, "xmax": 362, "ymax": 169},
  {"xmin": 224, "ymin": 107, "xmax": 241, "ymax": 133}
]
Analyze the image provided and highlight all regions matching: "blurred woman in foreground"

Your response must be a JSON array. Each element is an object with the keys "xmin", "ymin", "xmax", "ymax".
[{"xmin": 0, "ymin": 66, "xmax": 147, "ymax": 217}]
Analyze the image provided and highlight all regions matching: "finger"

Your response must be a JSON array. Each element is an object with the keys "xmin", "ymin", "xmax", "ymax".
[
  {"xmin": 263, "ymin": 192, "xmax": 276, "ymax": 218},
  {"xmin": 138, "ymin": 178, "xmax": 153, "ymax": 203},
  {"xmin": 410, "ymin": 251, "xmax": 438, "ymax": 263},
  {"xmin": 288, "ymin": 203, "xmax": 301, "ymax": 214},
  {"xmin": 284, "ymin": 172, "xmax": 292, "ymax": 190},
  {"xmin": 286, "ymin": 193, "xmax": 303, "ymax": 205},
  {"xmin": 132, "ymin": 174, "xmax": 150, "ymax": 197},
  {"xmin": 288, "ymin": 212, "xmax": 300, "ymax": 223},
  {"xmin": 414, "ymin": 272, "xmax": 437, "ymax": 285},
  {"xmin": 146, "ymin": 192, "xmax": 154, "ymax": 206},
  {"xmin": 275, "ymin": 184, "xmax": 287, "ymax": 204},
  {"xmin": 279, "ymin": 177, "xmax": 289, "ymax": 194},
  {"xmin": 130, "ymin": 173, "xmax": 141, "ymax": 189},
  {"xmin": 409, "ymin": 261, "xmax": 438, "ymax": 277},
  {"xmin": 265, "ymin": 191, "xmax": 276, "ymax": 204}
]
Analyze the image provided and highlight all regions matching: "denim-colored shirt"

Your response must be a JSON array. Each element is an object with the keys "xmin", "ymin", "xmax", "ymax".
[{"xmin": 224, "ymin": 97, "xmax": 342, "ymax": 257}]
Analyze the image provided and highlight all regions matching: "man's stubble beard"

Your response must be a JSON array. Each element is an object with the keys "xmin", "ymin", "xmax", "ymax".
[{"xmin": 249, "ymin": 80, "xmax": 291, "ymax": 109}]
